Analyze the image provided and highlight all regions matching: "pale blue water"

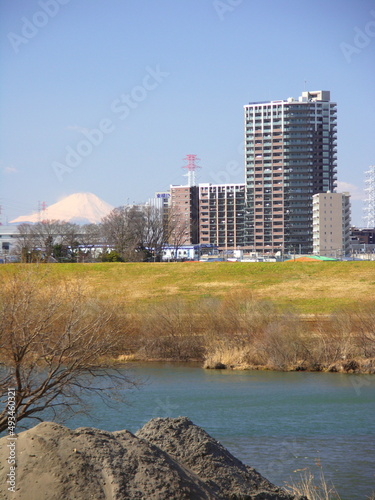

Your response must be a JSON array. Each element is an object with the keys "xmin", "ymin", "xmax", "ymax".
[{"xmin": 67, "ymin": 363, "xmax": 375, "ymax": 500}]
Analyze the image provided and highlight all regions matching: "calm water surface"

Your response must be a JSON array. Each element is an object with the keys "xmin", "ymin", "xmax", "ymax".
[{"xmin": 67, "ymin": 363, "xmax": 375, "ymax": 500}]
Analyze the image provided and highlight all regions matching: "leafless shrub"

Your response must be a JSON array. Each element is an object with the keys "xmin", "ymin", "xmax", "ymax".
[
  {"xmin": 306, "ymin": 305, "xmax": 375, "ymax": 371},
  {"xmin": 0, "ymin": 269, "xmax": 137, "ymax": 434},
  {"xmin": 201, "ymin": 296, "xmax": 302, "ymax": 369},
  {"xmin": 256, "ymin": 313, "xmax": 307, "ymax": 370},
  {"xmin": 137, "ymin": 300, "xmax": 205, "ymax": 360},
  {"xmin": 132, "ymin": 297, "xmax": 375, "ymax": 371},
  {"xmin": 349, "ymin": 304, "xmax": 375, "ymax": 358}
]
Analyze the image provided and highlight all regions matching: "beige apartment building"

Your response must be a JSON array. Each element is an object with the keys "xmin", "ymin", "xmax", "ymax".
[
  {"xmin": 312, "ymin": 192, "xmax": 351, "ymax": 257},
  {"xmin": 169, "ymin": 185, "xmax": 199, "ymax": 245}
]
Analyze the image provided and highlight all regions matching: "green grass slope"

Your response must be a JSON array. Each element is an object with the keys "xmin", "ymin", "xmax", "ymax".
[{"xmin": 1, "ymin": 261, "xmax": 374, "ymax": 313}]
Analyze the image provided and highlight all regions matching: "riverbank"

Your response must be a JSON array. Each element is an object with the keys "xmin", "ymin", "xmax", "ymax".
[
  {"xmin": 1, "ymin": 263, "xmax": 375, "ymax": 375},
  {"xmin": 203, "ymin": 356, "xmax": 375, "ymax": 374},
  {"xmin": 113, "ymin": 295, "xmax": 375, "ymax": 374},
  {"xmin": 115, "ymin": 354, "xmax": 375, "ymax": 374}
]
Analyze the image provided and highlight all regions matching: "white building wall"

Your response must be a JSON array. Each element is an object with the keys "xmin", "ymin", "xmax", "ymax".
[{"xmin": 313, "ymin": 192, "xmax": 351, "ymax": 257}]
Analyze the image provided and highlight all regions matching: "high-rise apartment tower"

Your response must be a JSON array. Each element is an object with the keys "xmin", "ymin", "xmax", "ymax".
[{"xmin": 244, "ymin": 90, "xmax": 337, "ymax": 254}]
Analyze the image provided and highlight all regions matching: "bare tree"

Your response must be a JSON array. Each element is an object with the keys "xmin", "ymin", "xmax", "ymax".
[
  {"xmin": 31, "ymin": 220, "xmax": 64, "ymax": 260},
  {"xmin": 101, "ymin": 205, "xmax": 182, "ymax": 261},
  {"xmin": 14, "ymin": 224, "xmax": 38, "ymax": 262},
  {"xmin": 15, "ymin": 220, "xmax": 83, "ymax": 262},
  {"xmin": 101, "ymin": 206, "xmax": 146, "ymax": 261},
  {"xmin": 0, "ymin": 270, "xmax": 137, "ymax": 434},
  {"xmin": 60, "ymin": 222, "xmax": 80, "ymax": 250},
  {"xmin": 139, "ymin": 205, "xmax": 171, "ymax": 261},
  {"xmin": 168, "ymin": 209, "xmax": 192, "ymax": 260}
]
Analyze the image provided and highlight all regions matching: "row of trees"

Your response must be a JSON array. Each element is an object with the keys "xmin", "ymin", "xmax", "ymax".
[
  {"xmin": 15, "ymin": 220, "xmax": 100, "ymax": 262},
  {"xmin": 14, "ymin": 205, "xmax": 190, "ymax": 263}
]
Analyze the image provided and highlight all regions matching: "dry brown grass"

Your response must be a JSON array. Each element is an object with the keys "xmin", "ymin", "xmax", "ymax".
[
  {"xmin": 285, "ymin": 470, "xmax": 340, "ymax": 499},
  {"xmin": 1, "ymin": 264, "xmax": 375, "ymax": 371},
  {"xmin": 2, "ymin": 261, "xmax": 375, "ymax": 314}
]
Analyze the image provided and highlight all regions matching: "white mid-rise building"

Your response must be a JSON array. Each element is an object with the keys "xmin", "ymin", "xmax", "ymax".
[
  {"xmin": 0, "ymin": 225, "xmax": 19, "ymax": 261},
  {"xmin": 312, "ymin": 192, "xmax": 351, "ymax": 257}
]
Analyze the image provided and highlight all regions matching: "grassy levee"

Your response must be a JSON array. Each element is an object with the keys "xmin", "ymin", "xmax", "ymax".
[
  {"xmin": 1, "ymin": 261, "xmax": 373, "ymax": 313},
  {"xmin": 1, "ymin": 261, "xmax": 375, "ymax": 372}
]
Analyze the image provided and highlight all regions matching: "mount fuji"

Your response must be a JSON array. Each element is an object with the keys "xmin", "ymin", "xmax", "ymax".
[{"xmin": 10, "ymin": 193, "xmax": 114, "ymax": 225}]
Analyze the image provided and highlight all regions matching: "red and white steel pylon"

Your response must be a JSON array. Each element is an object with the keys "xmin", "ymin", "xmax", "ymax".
[{"xmin": 182, "ymin": 154, "xmax": 201, "ymax": 187}]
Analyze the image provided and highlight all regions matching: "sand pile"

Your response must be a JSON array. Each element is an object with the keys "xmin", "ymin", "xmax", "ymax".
[{"xmin": 0, "ymin": 417, "xmax": 302, "ymax": 499}]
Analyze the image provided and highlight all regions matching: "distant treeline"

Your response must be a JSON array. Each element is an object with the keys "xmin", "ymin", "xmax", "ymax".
[{"xmin": 13, "ymin": 205, "xmax": 189, "ymax": 263}]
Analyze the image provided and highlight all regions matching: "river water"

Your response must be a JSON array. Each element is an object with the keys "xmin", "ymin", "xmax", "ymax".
[{"xmin": 67, "ymin": 363, "xmax": 375, "ymax": 499}]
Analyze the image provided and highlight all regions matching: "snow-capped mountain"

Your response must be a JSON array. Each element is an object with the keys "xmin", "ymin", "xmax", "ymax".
[{"xmin": 10, "ymin": 193, "xmax": 114, "ymax": 225}]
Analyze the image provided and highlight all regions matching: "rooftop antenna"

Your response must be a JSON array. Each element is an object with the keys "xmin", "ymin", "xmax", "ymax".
[{"xmin": 182, "ymin": 154, "xmax": 201, "ymax": 187}]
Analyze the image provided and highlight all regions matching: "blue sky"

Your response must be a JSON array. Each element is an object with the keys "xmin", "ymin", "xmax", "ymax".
[{"xmin": 1, "ymin": 0, "xmax": 374, "ymax": 225}]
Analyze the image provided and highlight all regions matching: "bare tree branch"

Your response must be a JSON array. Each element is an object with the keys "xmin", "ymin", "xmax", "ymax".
[{"xmin": 0, "ymin": 270, "xmax": 138, "ymax": 434}]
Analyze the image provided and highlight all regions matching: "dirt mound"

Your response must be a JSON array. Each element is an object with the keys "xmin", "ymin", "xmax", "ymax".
[
  {"xmin": 137, "ymin": 417, "xmax": 296, "ymax": 499},
  {"xmin": 0, "ymin": 418, "xmax": 301, "ymax": 499}
]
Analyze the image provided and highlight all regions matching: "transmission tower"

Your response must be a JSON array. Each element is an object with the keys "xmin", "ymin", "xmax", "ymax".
[
  {"xmin": 363, "ymin": 166, "xmax": 375, "ymax": 228},
  {"xmin": 182, "ymin": 154, "xmax": 201, "ymax": 187},
  {"xmin": 38, "ymin": 201, "xmax": 48, "ymax": 222}
]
